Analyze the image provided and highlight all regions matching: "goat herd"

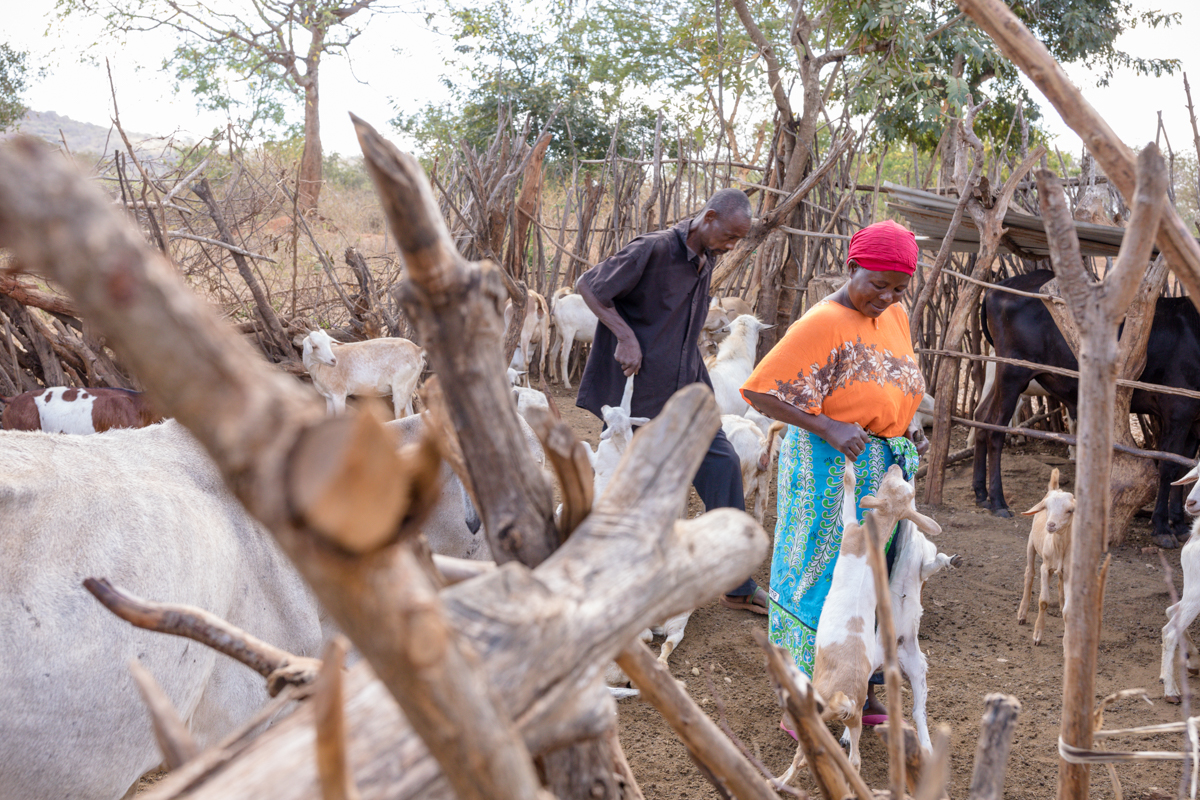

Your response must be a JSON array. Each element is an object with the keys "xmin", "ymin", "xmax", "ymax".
[{"xmin": 0, "ymin": 281, "xmax": 1197, "ymax": 800}]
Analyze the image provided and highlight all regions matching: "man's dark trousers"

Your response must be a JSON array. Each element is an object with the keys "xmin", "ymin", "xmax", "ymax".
[{"xmin": 694, "ymin": 427, "xmax": 757, "ymax": 597}]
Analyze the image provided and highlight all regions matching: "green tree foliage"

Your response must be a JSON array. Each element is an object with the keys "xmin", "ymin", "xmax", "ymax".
[
  {"xmin": 0, "ymin": 43, "xmax": 33, "ymax": 133},
  {"xmin": 405, "ymin": 0, "xmax": 1180, "ymax": 164},
  {"xmin": 55, "ymin": 0, "xmax": 391, "ymax": 211}
]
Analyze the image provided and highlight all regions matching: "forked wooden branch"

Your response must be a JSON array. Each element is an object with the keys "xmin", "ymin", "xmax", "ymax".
[
  {"xmin": 84, "ymin": 578, "xmax": 321, "ymax": 695},
  {"xmin": 128, "ymin": 660, "xmax": 200, "ymax": 770},
  {"xmin": 955, "ymin": 0, "xmax": 1200, "ymax": 305},
  {"xmin": 1037, "ymin": 147, "xmax": 1166, "ymax": 800},
  {"xmin": 354, "ymin": 114, "xmax": 559, "ymax": 569}
]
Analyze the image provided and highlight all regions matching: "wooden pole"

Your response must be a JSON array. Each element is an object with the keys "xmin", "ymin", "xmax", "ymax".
[
  {"xmin": 966, "ymin": 694, "xmax": 1022, "ymax": 800},
  {"xmin": 1035, "ymin": 147, "xmax": 1166, "ymax": 800}
]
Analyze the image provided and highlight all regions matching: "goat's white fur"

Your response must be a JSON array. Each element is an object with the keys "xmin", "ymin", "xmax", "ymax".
[
  {"xmin": 549, "ymin": 288, "xmax": 598, "ymax": 389},
  {"xmin": 0, "ymin": 422, "xmax": 328, "ymax": 800},
  {"xmin": 1162, "ymin": 464, "xmax": 1200, "ymax": 701},
  {"xmin": 708, "ymin": 314, "xmax": 772, "ymax": 416},
  {"xmin": 721, "ymin": 414, "xmax": 785, "ymax": 524},
  {"xmin": 301, "ymin": 329, "xmax": 425, "ymax": 419},
  {"xmin": 1017, "ymin": 468, "xmax": 1075, "ymax": 646},
  {"xmin": 783, "ymin": 463, "xmax": 952, "ymax": 781},
  {"xmin": 504, "ymin": 291, "xmax": 551, "ymax": 383}
]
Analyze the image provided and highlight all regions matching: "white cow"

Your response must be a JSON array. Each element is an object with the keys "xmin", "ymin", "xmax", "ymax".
[{"xmin": 0, "ymin": 422, "xmax": 329, "ymax": 800}]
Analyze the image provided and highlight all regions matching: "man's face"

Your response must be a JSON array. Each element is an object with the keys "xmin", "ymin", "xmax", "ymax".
[{"xmin": 699, "ymin": 209, "xmax": 751, "ymax": 253}]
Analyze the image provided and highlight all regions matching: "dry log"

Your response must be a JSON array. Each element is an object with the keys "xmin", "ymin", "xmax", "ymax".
[
  {"xmin": 876, "ymin": 721, "xmax": 925, "ymax": 795},
  {"xmin": 0, "ymin": 272, "xmax": 80, "ymax": 318},
  {"xmin": 913, "ymin": 726, "xmax": 951, "ymax": 800},
  {"xmin": 966, "ymin": 694, "xmax": 1021, "ymax": 800},
  {"xmin": 1036, "ymin": 148, "xmax": 1166, "ymax": 800},
  {"xmin": 128, "ymin": 660, "xmax": 200, "ymax": 770},
  {"xmin": 358, "ymin": 115, "xmax": 560, "ymax": 568}
]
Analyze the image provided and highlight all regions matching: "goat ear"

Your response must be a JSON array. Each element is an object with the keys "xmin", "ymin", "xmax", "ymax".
[
  {"xmin": 859, "ymin": 494, "xmax": 881, "ymax": 509},
  {"xmin": 1022, "ymin": 499, "xmax": 1046, "ymax": 516},
  {"xmin": 1172, "ymin": 463, "xmax": 1200, "ymax": 487},
  {"xmin": 1048, "ymin": 468, "xmax": 1061, "ymax": 491},
  {"xmin": 906, "ymin": 509, "xmax": 942, "ymax": 536},
  {"xmin": 629, "ymin": 416, "xmax": 651, "ymax": 427}
]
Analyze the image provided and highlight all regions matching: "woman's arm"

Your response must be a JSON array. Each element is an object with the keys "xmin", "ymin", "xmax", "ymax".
[{"xmin": 743, "ymin": 390, "xmax": 870, "ymax": 461}]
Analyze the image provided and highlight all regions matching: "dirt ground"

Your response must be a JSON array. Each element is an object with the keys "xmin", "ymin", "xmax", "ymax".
[{"xmin": 545, "ymin": 383, "xmax": 1189, "ymax": 800}]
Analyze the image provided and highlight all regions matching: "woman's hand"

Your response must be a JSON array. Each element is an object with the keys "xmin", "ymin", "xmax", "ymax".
[
  {"xmin": 907, "ymin": 420, "xmax": 929, "ymax": 456},
  {"xmin": 825, "ymin": 419, "xmax": 870, "ymax": 461}
]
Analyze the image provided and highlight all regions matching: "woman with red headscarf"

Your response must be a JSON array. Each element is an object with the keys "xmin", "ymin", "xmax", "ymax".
[{"xmin": 740, "ymin": 219, "xmax": 928, "ymax": 726}]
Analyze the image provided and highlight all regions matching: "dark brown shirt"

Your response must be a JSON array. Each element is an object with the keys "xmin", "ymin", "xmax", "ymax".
[{"xmin": 576, "ymin": 219, "xmax": 715, "ymax": 419}]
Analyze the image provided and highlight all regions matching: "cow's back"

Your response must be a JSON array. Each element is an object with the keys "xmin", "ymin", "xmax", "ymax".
[{"xmin": 0, "ymin": 421, "xmax": 324, "ymax": 800}]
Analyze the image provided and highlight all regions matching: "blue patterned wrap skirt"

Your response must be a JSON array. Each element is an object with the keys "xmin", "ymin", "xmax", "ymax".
[{"xmin": 766, "ymin": 427, "xmax": 919, "ymax": 677}]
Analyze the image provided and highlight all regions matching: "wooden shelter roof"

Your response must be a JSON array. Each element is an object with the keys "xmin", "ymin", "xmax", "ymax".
[{"xmin": 884, "ymin": 181, "xmax": 1138, "ymax": 259}]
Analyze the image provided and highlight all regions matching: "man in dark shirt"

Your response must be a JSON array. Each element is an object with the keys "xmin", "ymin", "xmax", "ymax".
[{"xmin": 575, "ymin": 188, "xmax": 768, "ymax": 613}]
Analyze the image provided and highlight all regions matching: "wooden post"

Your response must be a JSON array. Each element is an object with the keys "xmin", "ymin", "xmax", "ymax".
[
  {"xmin": 1035, "ymin": 148, "xmax": 1166, "ymax": 800},
  {"xmin": 966, "ymin": 694, "xmax": 1021, "ymax": 800}
]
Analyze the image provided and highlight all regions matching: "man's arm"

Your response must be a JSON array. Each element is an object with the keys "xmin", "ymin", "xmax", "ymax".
[{"xmin": 578, "ymin": 276, "xmax": 642, "ymax": 377}]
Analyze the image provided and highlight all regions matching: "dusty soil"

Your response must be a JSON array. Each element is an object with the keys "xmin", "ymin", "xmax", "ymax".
[{"xmin": 545, "ymin": 383, "xmax": 1188, "ymax": 800}]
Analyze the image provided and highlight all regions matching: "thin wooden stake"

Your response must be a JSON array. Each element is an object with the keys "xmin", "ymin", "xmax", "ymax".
[
  {"xmin": 129, "ymin": 659, "xmax": 200, "ymax": 770},
  {"xmin": 313, "ymin": 637, "xmax": 359, "ymax": 800},
  {"xmin": 967, "ymin": 694, "xmax": 1022, "ymax": 800}
]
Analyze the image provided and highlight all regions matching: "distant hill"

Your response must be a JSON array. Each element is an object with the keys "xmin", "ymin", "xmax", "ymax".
[{"xmin": 1, "ymin": 110, "xmax": 176, "ymax": 168}]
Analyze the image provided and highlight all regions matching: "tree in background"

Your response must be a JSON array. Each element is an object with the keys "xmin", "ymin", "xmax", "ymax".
[
  {"xmin": 0, "ymin": 43, "xmax": 33, "ymax": 133},
  {"xmin": 57, "ymin": 0, "xmax": 393, "ymax": 213}
]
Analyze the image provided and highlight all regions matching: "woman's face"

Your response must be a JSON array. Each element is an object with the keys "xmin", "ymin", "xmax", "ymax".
[{"xmin": 845, "ymin": 264, "xmax": 911, "ymax": 318}]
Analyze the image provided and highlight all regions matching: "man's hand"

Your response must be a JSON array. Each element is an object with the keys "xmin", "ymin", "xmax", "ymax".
[
  {"xmin": 825, "ymin": 420, "xmax": 870, "ymax": 461},
  {"xmin": 615, "ymin": 335, "xmax": 642, "ymax": 377},
  {"xmin": 907, "ymin": 421, "xmax": 929, "ymax": 456}
]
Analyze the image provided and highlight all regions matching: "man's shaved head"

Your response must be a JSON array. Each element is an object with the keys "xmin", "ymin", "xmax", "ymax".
[{"xmin": 704, "ymin": 188, "xmax": 752, "ymax": 221}]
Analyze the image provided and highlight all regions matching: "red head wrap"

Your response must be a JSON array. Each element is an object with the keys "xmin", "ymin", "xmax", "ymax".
[{"xmin": 845, "ymin": 219, "xmax": 918, "ymax": 276}]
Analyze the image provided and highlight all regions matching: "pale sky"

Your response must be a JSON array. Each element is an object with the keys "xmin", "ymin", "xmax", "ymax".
[{"xmin": 4, "ymin": 0, "xmax": 1198, "ymax": 161}]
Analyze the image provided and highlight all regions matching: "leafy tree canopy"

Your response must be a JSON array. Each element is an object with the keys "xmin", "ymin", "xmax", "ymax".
[{"xmin": 0, "ymin": 43, "xmax": 33, "ymax": 133}]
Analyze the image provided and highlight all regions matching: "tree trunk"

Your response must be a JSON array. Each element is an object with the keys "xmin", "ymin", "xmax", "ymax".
[{"xmin": 298, "ymin": 77, "xmax": 323, "ymax": 215}]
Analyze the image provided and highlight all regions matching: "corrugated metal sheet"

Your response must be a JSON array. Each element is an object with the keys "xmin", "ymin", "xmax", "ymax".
[{"xmin": 884, "ymin": 182, "xmax": 1134, "ymax": 258}]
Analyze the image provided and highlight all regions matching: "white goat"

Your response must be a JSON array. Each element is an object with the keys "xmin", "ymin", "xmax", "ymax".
[
  {"xmin": 504, "ymin": 291, "xmax": 551, "ymax": 382},
  {"xmin": 550, "ymin": 288, "xmax": 598, "ymax": 388},
  {"xmin": 721, "ymin": 414, "xmax": 785, "ymax": 524},
  {"xmin": 0, "ymin": 422, "xmax": 328, "ymax": 800},
  {"xmin": 1017, "ymin": 469, "xmax": 1075, "ymax": 645},
  {"xmin": 1161, "ymin": 464, "xmax": 1200, "ymax": 702},
  {"xmin": 708, "ymin": 314, "xmax": 772, "ymax": 416},
  {"xmin": 301, "ymin": 329, "xmax": 424, "ymax": 419},
  {"xmin": 512, "ymin": 385, "xmax": 550, "ymax": 423},
  {"xmin": 784, "ymin": 464, "xmax": 950, "ymax": 780}
]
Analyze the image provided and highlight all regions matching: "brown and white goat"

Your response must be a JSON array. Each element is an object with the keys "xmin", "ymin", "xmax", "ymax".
[
  {"xmin": 504, "ymin": 290, "xmax": 550, "ymax": 382},
  {"xmin": 301, "ymin": 329, "xmax": 425, "ymax": 419},
  {"xmin": 1017, "ymin": 468, "xmax": 1075, "ymax": 646},
  {"xmin": 0, "ymin": 387, "xmax": 162, "ymax": 434},
  {"xmin": 783, "ymin": 463, "xmax": 949, "ymax": 780}
]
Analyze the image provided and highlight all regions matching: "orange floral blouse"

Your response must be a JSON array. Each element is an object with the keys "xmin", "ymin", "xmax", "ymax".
[{"xmin": 740, "ymin": 300, "xmax": 924, "ymax": 438}]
